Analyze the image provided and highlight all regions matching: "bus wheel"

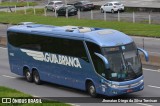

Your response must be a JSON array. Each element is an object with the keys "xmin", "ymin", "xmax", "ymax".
[
  {"xmin": 33, "ymin": 70, "xmax": 41, "ymax": 85},
  {"xmin": 87, "ymin": 82, "xmax": 97, "ymax": 97},
  {"xmin": 24, "ymin": 69, "xmax": 33, "ymax": 82}
]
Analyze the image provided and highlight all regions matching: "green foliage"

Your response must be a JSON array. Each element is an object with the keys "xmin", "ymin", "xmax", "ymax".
[
  {"xmin": 0, "ymin": 86, "xmax": 70, "ymax": 106},
  {"xmin": 0, "ymin": 86, "xmax": 31, "ymax": 97},
  {"xmin": 0, "ymin": 2, "xmax": 37, "ymax": 7},
  {"xmin": 16, "ymin": 8, "xmax": 44, "ymax": 15}
]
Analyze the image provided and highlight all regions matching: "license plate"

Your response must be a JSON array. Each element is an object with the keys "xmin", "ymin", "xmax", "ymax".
[{"xmin": 127, "ymin": 89, "xmax": 133, "ymax": 93}]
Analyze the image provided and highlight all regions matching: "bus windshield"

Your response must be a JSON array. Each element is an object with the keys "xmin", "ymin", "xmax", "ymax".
[{"xmin": 102, "ymin": 43, "xmax": 142, "ymax": 82}]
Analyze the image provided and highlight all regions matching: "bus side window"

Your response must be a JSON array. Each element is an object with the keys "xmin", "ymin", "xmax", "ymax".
[
  {"xmin": 20, "ymin": 44, "xmax": 41, "ymax": 51},
  {"xmin": 86, "ymin": 42, "xmax": 105, "ymax": 75},
  {"xmin": 7, "ymin": 32, "xmax": 42, "ymax": 51},
  {"xmin": 59, "ymin": 39, "xmax": 89, "ymax": 62}
]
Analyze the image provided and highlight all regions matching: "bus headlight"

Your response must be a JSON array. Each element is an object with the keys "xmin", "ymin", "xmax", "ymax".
[
  {"xmin": 108, "ymin": 83, "xmax": 119, "ymax": 88},
  {"xmin": 111, "ymin": 84, "xmax": 119, "ymax": 88},
  {"xmin": 140, "ymin": 79, "xmax": 143, "ymax": 83}
]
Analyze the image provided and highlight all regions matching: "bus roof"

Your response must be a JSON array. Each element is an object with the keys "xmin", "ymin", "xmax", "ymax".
[{"xmin": 7, "ymin": 24, "xmax": 133, "ymax": 47}]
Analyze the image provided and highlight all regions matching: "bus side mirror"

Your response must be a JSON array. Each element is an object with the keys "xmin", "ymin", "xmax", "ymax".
[
  {"xmin": 138, "ymin": 48, "xmax": 149, "ymax": 62},
  {"xmin": 94, "ymin": 52, "xmax": 109, "ymax": 69}
]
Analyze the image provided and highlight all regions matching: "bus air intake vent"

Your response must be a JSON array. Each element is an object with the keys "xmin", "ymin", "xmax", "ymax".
[
  {"xmin": 26, "ymin": 24, "xmax": 42, "ymax": 28},
  {"xmin": 78, "ymin": 27, "xmax": 92, "ymax": 33},
  {"xmin": 64, "ymin": 26, "xmax": 92, "ymax": 33}
]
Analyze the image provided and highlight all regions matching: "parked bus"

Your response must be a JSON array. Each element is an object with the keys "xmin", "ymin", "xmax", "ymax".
[{"xmin": 7, "ymin": 23, "xmax": 149, "ymax": 97}]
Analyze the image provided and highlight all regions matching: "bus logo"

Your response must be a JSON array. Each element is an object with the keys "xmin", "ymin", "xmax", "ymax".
[{"xmin": 21, "ymin": 49, "xmax": 82, "ymax": 68}]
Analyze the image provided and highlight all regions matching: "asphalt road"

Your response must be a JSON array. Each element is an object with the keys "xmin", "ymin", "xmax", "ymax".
[
  {"xmin": 132, "ymin": 36, "xmax": 160, "ymax": 56},
  {"xmin": 0, "ymin": 47, "xmax": 160, "ymax": 106}
]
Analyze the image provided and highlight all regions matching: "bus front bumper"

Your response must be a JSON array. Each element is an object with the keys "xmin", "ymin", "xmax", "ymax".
[
  {"xmin": 106, "ymin": 81, "xmax": 144, "ymax": 96},
  {"xmin": 100, "ymin": 78, "xmax": 144, "ymax": 96}
]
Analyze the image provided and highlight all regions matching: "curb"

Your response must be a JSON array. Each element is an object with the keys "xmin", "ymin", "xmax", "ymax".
[
  {"xmin": 0, "ymin": 36, "xmax": 7, "ymax": 47},
  {"xmin": 0, "ymin": 36, "xmax": 159, "ymax": 66}
]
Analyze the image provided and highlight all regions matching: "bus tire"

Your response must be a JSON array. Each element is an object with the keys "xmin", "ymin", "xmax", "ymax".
[
  {"xmin": 24, "ymin": 69, "xmax": 33, "ymax": 82},
  {"xmin": 33, "ymin": 70, "xmax": 41, "ymax": 85},
  {"xmin": 87, "ymin": 82, "xmax": 97, "ymax": 97}
]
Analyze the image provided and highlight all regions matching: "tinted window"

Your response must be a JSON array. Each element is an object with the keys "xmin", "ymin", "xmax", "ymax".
[
  {"xmin": 59, "ymin": 7, "xmax": 66, "ymax": 11},
  {"xmin": 114, "ymin": 3, "xmax": 121, "ymax": 5},
  {"xmin": 8, "ymin": 32, "xmax": 88, "ymax": 61},
  {"xmin": 67, "ymin": 6, "xmax": 75, "ymax": 10},
  {"xmin": 109, "ymin": 3, "xmax": 113, "ymax": 6},
  {"xmin": 48, "ymin": 2, "xmax": 53, "ymax": 5},
  {"xmin": 55, "ymin": 2, "xmax": 63, "ymax": 5},
  {"xmin": 86, "ymin": 42, "xmax": 105, "ymax": 74}
]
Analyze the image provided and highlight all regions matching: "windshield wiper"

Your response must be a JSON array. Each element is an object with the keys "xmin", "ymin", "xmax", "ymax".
[{"xmin": 127, "ymin": 62, "xmax": 137, "ymax": 77}]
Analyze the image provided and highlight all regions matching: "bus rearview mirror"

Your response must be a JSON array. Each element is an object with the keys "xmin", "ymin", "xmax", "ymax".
[
  {"xmin": 94, "ymin": 52, "xmax": 109, "ymax": 69},
  {"xmin": 138, "ymin": 48, "xmax": 149, "ymax": 62}
]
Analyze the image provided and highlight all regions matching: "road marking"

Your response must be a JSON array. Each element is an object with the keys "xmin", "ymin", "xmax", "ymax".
[
  {"xmin": 32, "ymin": 95, "xmax": 40, "ymax": 97},
  {"xmin": 0, "ymin": 46, "xmax": 7, "ymax": 49},
  {"xmin": 143, "ymin": 68, "xmax": 160, "ymax": 72},
  {"xmin": 148, "ymin": 85, "xmax": 160, "ymax": 89},
  {"xmin": 148, "ymin": 51, "xmax": 160, "ymax": 55},
  {"xmin": 67, "ymin": 103, "xmax": 80, "ymax": 106},
  {"xmin": 2, "ymin": 75, "xmax": 16, "ymax": 79},
  {"xmin": 136, "ymin": 103, "xmax": 153, "ymax": 106}
]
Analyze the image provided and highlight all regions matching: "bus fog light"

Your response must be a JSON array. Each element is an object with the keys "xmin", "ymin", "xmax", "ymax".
[
  {"xmin": 140, "ymin": 85, "xmax": 144, "ymax": 89},
  {"xmin": 140, "ymin": 79, "xmax": 143, "ymax": 83},
  {"xmin": 112, "ymin": 90, "xmax": 117, "ymax": 94}
]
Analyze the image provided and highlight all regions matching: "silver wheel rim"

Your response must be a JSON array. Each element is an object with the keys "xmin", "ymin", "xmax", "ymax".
[
  {"xmin": 34, "ymin": 73, "xmax": 39, "ymax": 83},
  {"xmin": 89, "ymin": 85, "xmax": 95, "ymax": 95},
  {"xmin": 26, "ymin": 72, "xmax": 31, "ymax": 80}
]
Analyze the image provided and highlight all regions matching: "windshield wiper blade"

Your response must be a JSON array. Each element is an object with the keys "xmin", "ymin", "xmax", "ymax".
[{"xmin": 127, "ymin": 62, "xmax": 137, "ymax": 76}]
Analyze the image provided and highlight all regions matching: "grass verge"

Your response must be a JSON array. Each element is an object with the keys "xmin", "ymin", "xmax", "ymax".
[
  {"xmin": 16, "ymin": 8, "xmax": 44, "ymax": 15},
  {"xmin": 0, "ymin": 86, "xmax": 70, "ymax": 106},
  {"xmin": 0, "ymin": 11, "xmax": 160, "ymax": 37},
  {"xmin": 0, "ymin": 2, "xmax": 37, "ymax": 7}
]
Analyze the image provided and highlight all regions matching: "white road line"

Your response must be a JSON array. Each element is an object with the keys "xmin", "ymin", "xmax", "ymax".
[
  {"xmin": 32, "ymin": 95, "xmax": 40, "ymax": 98},
  {"xmin": 148, "ymin": 51, "xmax": 160, "ymax": 55},
  {"xmin": 67, "ymin": 103, "xmax": 80, "ymax": 106},
  {"xmin": 0, "ymin": 46, "xmax": 7, "ymax": 49},
  {"xmin": 136, "ymin": 103, "xmax": 153, "ymax": 106},
  {"xmin": 2, "ymin": 75, "xmax": 16, "ymax": 79},
  {"xmin": 148, "ymin": 85, "xmax": 160, "ymax": 89},
  {"xmin": 143, "ymin": 68, "xmax": 160, "ymax": 72}
]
